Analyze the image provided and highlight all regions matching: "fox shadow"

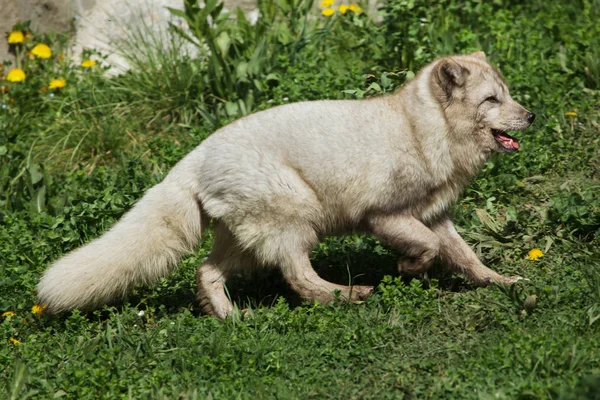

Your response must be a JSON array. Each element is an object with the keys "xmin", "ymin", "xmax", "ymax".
[
  {"xmin": 63, "ymin": 235, "xmax": 478, "ymax": 323},
  {"xmin": 224, "ymin": 248, "xmax": 471, "ymax": 312},
  {"xmin": 124, "ymin": 238, "xmax": 472, "ymax": 316}
]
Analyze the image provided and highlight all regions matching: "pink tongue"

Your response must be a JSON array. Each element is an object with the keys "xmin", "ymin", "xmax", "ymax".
[{"xmin": 499, "ymin": 134, "xmax": 519, "ymax": 149}]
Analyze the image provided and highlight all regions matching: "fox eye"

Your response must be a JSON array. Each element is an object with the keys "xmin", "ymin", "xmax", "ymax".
[{"xmin": 485, "ymin": 96, "xmax": 500, "ymax": 104}]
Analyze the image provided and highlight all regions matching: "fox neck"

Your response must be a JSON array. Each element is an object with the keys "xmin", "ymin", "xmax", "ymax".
[
  {"xmin": 445, "ymin": 114, "xmax": 492, "ymax": 178},
  {"xmin": 393, "ymin": 64, "xmax": 491, "ymax": 186}
]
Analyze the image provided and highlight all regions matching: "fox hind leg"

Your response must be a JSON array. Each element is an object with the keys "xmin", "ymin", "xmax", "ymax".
[
  {"xmin": 196, "ymin": 222, "xmax": 251, "ymax": 318},
  {"xmin": 248, "ymin": 225, "xmax": 374, "ymax": 304},
  {"xmin": 196, "ymin": 262, "xmax": 232, "ymax": 319},
  {"xmin": 281, "ymin": 252, "xmax": 374, "ymax": 304}
]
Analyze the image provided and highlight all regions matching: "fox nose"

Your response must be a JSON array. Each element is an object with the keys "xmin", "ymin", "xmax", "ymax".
[{"xmin": 526, "ymin": 112, "xmax": 536, "ymax": 124}]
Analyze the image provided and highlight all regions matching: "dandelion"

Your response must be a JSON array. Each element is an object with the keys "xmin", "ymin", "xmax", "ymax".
[
  {"xmin": 49, "ymin": 78, "xmax": 66, "ymax": 89},
  {"xmin": 31, "ymin": 304, "xmax": 47, "ymax": 315},
  {"xmin": 31, "ymin": 43, "xmax": 52, "ymax": 59},
  {"xmin": 528, "ymin": 248, "xmax": 544, "ymax": 261},
  {"xmin": 565, "ymin": 111, "xmax": 577, "ymax": 118},
  {"xmin": 338, "ymin": 4, "xmax": 349, "ymax": 14},
  {"xmin": 2, "ymin": 311, "xmax": 16, "ymax": 318},
  {"xmin": 8, "ymin": 31, "xmax": 24, "ymax": 44},
  {"xmin": 320, "ymin": 0, "xmax": 335, "ymax": 7},
  {"xmin": 6, "ymin": 68, "xmax": 26, "ymax": 82},
  {"xmin": 81, "ymin": 59, "xmax": 97, "ymax": 68},
  {"xmin": 9, "ymin": 338, "xmax": 20, "ymax": 345},
  {"xmin": 322, "ymin": 8, "xmax": 335, "ymax": 16},
  {"xmin": 348, "ymin": 3, "xmax": 362, "ymax": 13}
]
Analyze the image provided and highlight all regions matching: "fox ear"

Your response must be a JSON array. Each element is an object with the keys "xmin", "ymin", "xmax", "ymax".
[
  {"xmin": 470, "ymin": 51, "xmax": 487, "ymax": 61},
  {"xmin": 436, "ymin": 59, "xmax": 469, "ymax": 95}
]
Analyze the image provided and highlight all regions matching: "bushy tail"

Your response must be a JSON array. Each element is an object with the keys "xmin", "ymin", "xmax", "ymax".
[{"xmin": 37, "ymin": 178, "xmax": 203, "ymax": 313}]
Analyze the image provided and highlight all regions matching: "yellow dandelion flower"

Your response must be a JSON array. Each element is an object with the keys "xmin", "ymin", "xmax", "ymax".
[
  {"xmin": 31, "ymin": 304, "xmax": 47, "ymax": 315},
  {"xmin": 6, "ymin": 68, "xmax": 26, "ymax": 82},
  {"xmin": 2, "ymin": 311, "xmax": 16, "ymax": 318},
  {"xmin": 9, "ymin": 337, "xmax": 21, "ymax": 345},
  {"xmin": 8, "ymin": 31, "xmax": 25, "ymax": 44},
  {"xmin": 338, "ymin": 4, "xmax": 349, "ymax": 14},
  {"xmin": 49, "ymin": 78, "xmax": 66, "ymax": 89},
  {"xmin": 81, "ymin": 59, "xmax": 97, "ymax": 68},
  {"xmin": 348, "ymin": 3, "xmax": 362, "ymax": 13},
  {"xmin": 565, "ymin": 111, "xmax": 577, "ymax": 118},
  {"xmin": 320, "ymin": 0, "xmax": 335, "ymax": 7},
  {"xmin": 322, "ymin": 8, "xmax": 335, "ymax": 16},
  {"xmin": 528, "ymin": 248, "xmax": 544, "ymax": 261},
  {"xmin": 31, "ymin": 43, "xmax": 52, "ymax": 59}
]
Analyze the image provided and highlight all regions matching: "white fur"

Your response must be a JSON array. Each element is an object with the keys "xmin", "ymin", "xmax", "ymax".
[
  {"xmin": 37, "ymin": 166, "xmax": 203, "ymax": 312},
  {"xmin": 38, "ymin": 53, "xmax": 533, "ymax": 316}
]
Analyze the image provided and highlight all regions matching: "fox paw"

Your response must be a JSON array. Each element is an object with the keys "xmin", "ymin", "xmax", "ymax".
[
  {"xmin": 349, "ymin": 285, "xmax": 374, "ymax": 301},
  {"xmin": 397, "ymin": 257, "xmax": 430, "ymax": 276},
  {"xmin": 496, "ymin": 275, "xmax": 528, "ymax": 285}
]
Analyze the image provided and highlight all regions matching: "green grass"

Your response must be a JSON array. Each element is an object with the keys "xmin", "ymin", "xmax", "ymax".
[{"xmin": 1, "ymin": 0, "xmax": 600, "ymax": 398}]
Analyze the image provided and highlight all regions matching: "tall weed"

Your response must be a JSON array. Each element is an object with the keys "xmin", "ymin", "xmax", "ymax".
[{"xmin": 168, "ymin": 0, "xmax": 323, "ymax": 120}]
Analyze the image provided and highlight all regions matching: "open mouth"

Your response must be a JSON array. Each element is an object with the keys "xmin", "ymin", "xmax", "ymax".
[{"xmin": 492, "ymin": 129, "xmax": 519, "ymax": 152}]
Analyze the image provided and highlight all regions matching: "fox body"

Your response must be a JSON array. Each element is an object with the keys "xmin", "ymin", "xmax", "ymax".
[{"xmin": 38, "ymin": 52, "xmax": 535, "ymax": 318}]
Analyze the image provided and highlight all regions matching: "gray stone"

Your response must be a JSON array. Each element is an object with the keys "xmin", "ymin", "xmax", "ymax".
[
  {"xmin": 1, "ymin": 0, "xmax": 378, "ymax": 72},
  {"xmin": 0, "ymin": 0, "xmax": 256, "ymax": 70}
]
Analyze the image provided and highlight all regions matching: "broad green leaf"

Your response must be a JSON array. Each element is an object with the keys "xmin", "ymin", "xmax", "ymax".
[
  {"xmin": 29, "ymin": 164, "xmax": 43, "ymax": 185},
  {"xmin": 476, "ymin": 208, "xmax": 500, "ymax": 233}
]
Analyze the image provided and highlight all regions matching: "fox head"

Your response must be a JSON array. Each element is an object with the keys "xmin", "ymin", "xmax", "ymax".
[{"xmin": 431, "ymin": 51, "xmax": 535, "ymax": 155}]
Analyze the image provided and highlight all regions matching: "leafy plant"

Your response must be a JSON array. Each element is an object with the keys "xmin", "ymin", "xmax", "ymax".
[
  {"xmin": 1, "ymin": 0, "xmax": 600, "ymax": 398},
  {"xmin": 168, "ymin": 0, "xmax": 320, "ymax": 120}
]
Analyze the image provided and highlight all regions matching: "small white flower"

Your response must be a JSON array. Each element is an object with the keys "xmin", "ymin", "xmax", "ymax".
[
  {"xmin": 137, "ymin": 310, "xmax": 145, "ymax": 317},
  {"xmin": 49, "ymin": 93, "xmax": 55, "ymax": 98},
  {"xmin": 283, "ymin": 97, "xmax": 289, "ymax": 101},
  {"xmin": 1, "ymin": 104, "xmax": 6, "ymax": 109}
]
